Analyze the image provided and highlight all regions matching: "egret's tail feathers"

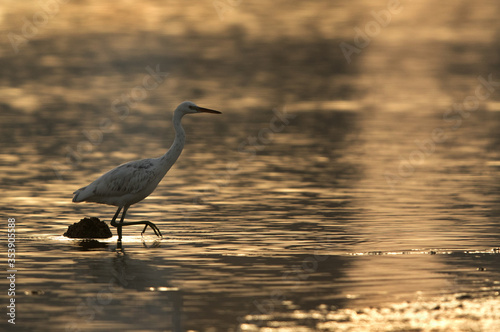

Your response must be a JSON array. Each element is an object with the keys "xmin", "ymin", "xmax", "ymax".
[{"xmin": 72, "ymin": 186, "xmax": 87, "ymax": 203}]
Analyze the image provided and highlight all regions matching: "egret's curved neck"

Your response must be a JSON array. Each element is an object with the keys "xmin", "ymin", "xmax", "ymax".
[{"xmin": 160, "ymin": 110, "xmax": 185, "ymax": 172}]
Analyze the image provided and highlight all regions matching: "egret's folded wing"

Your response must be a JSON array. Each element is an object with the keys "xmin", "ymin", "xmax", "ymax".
[{"xmin": 73, "ymin": 159, "xmax": 158, "ymax": 202}]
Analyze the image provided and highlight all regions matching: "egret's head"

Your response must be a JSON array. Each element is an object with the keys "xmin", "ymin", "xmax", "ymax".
[{"xmin": 176, "ymin": 101, "xmax": 221, "ymax": 115}]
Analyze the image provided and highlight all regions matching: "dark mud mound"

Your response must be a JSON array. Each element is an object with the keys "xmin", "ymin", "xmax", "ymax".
[{"xmin": 64, "ymin": 217, "xmax": 112, "ymax": 239}]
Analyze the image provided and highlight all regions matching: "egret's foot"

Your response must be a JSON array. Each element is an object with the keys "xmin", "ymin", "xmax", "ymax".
[
  {"xmin": 110, "ymin": 219, "xmax": 162, "ymax": 239},
  {"xmin": 140, "ymin": 221, "xmax": 163, "ymax": 238}
]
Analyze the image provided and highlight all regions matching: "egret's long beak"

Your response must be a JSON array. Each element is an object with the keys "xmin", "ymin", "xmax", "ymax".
[{"xmin": 196, "ymin": 106, "xmax": 221, "ymax": 114}]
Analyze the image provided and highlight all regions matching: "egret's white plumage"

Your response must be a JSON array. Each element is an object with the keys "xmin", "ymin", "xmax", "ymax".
[{"xmin": 73, "ymin": 101, "xmax": 221, "ymax": 241}]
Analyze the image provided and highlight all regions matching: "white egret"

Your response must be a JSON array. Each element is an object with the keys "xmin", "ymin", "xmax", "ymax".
[{"xmin": 72, "ymin": 101, "xmax": 221, "ymax": 242}]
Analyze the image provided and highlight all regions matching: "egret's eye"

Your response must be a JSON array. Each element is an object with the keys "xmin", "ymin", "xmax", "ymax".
[{"xmin": 188, "ymin": 105, "xmax": 197, "ymax": 110}]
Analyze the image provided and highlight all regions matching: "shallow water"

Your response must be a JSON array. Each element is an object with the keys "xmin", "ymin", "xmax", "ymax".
[{"xmin": 1, "ymin": 0, "xmax": 500, "ymax": 331}]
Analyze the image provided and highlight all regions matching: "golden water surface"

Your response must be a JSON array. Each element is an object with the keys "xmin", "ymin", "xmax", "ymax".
[{"xmin": 1, "ymin": 0, "xmax": 500, "ymax": 331}]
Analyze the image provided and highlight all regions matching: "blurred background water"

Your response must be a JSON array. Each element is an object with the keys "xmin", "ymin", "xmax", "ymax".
[{"xmin": 1, "ymin": 0, "xmax": 500, "ymax": 331}]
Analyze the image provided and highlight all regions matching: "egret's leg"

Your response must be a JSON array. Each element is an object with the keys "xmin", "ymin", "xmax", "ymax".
[
  {"xmin": 109, "ymin": 205, "xmax": 162, "ymax": 239},
  {"xmin": 120, "ymin": 220, "xmax": 162, "ymax": 238},
  {"xmin": 109, "ymin": 206, "xmax": 122, "ymax": 228},
  {"xmin": 110, "ymin": 206, "xmax": 125, "ymax": 241},
  {"xmin": 117, "ymin": 205, "xmax": 129, "ymax": 241},
  {"xmin": 109, "ymin": 220, "xmax": 162, "ymax": 238},
  {"xmin": 110, "ymin": 206, "xmax": 122, "ymax": 224}
]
